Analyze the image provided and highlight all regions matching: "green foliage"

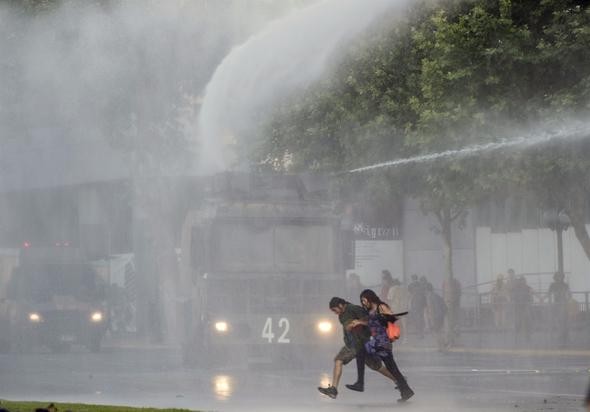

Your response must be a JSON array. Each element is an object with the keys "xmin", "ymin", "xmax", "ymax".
[
  {"xmin": 0, "ymin": 399, "xmax": 196, "ymax": 412},
  {"xmin": 252, "ymin": 0, "xmax": 590, "ymax": 266},
  {"xmin": 3, "ymin": 0, "xmax": 111, "ymax": 13},
  {"xmin": 7, "ymin": 0, "xmax": 60, "ymax": 12},
  {"xmin": 255, "ymin": 0, "xmax": 590, "ymax": 212}
]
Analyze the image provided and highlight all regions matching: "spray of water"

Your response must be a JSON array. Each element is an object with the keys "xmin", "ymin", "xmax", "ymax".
[
  {"xmin": 196, "ymin": 0, "xmax": 410, "ymax": 173},
  {"xmin": 349, "ymin": 121, "xmax": 590, "ymax": 173}
]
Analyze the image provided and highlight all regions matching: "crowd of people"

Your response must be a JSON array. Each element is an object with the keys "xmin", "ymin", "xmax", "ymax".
[
  {"xmin": 346, "ymin": 267, "xmax": 581, "ymax": 351},
  {"xmin": 348, "ymin": 268, "xmax": 579, "ymax": 348},
  {"xmin": 318, "ymin": 269, "xmax": 461, "ymax": 404},
  {"xmin": 491, "ymin": 270, "xmax": 575, "ymax": 346},
  {"xmin": 321, "ymin": 268, "xmax": 587, "ymax": 406}
]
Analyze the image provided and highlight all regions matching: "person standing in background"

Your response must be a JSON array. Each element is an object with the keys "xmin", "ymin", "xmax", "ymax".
[
  {"xmin": 491, "ymin": 274, "xmax": 508, "ymax": 330},
  {"xmin": 408, "ymin": 274, "xmax": 426, "ymax": 338},
  {"xmin": 380, "ymin": 270, "xmax": 395, "ymax": 302},
  {"xmin": 425, "ymin": 283, "xmax": 448, "ymax": 351},
  {"xmin": 388, "ymin": 278, "xmax": 410, "ymax": 343},
  {"xmin": 512, "ymin": 275, "xmax": 533, "ymax": 344},
  {"xmin": 548, "ymin": 271, "xmax": 571, "ymax": 347},
  {"xmin": 346, "ymin": 272, "xmax": 364, "ymax": 302},
  {"xmin": 506, "ymin": 269, "xmax": 517, "ymax": 329},
  {"xmin": 442, "ymin": 276, "xmax": 461, "ymax": 340}
]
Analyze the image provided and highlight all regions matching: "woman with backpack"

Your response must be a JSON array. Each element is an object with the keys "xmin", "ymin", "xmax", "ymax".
[{"xmin": 354, "ymin": 289, "xmax": 415, "ymax": 402}]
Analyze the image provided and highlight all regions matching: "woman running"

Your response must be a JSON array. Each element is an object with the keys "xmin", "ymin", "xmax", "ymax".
[{"xmin": 356, "ymin": 289, "xmax": 414, "ymax": 402}]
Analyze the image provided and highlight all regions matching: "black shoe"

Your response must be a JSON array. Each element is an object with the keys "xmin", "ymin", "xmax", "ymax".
[
  {"xmin": 318, "ymin": 385, "xmax": 338, "ymax": 399},
  {"xmin": 397, "ymin": 388, "xmax": 414, "ymax": 403},
  {"xmin": 345, "ymin": 382, "xmax": 364, "ymax": 392}
]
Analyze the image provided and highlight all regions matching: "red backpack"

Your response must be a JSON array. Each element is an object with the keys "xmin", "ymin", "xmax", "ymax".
[
  {"xmin": 378, "ymin": 304, "xmax": 402, "ymax": 341},
  {"xmin": 387, "ymin": 321, "xmax": 401, "ymax": 341}
]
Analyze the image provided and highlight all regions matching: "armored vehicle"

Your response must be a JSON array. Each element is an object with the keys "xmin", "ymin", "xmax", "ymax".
[
  {"xmin": 179, "ymin": 173, "xmax": 344, "ymax": 367},
  {"xmin": 0, "ymin": 248, "xmax": 108, "ymax": 353}
]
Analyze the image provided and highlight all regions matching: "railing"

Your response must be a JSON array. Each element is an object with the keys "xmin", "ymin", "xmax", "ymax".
[
  {"xmin": 459, "ymin": 290, "xmax": 590, "ymax": 331},
  {"xmin": 572, "ymin": 291, "xmax": 590, "ymax": 313},
  {"xmin": 478, "ymin": 290, "xmax": 590, "ymax": 311}
]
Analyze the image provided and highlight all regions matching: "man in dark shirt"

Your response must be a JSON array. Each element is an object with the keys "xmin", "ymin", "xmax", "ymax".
[
  {"xmin": 548, "ymin": 271, "xmax": 571, "ymax": 347},
  {"xmin": 317, "ymin": 297, "xmax": 394, "ymax": 399},
  {"xmin": 408, "ymin": 274, "xmax": 426, "ymax": 338}
]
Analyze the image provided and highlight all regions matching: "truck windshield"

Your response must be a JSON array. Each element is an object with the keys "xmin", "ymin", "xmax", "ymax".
[
  {"xmin": 8, "ymin": 264, "xmax": 104, "ymax": 303},
  {"xmin": 211, "ymin": 222, "xmax": 335, "ymax": 273}
]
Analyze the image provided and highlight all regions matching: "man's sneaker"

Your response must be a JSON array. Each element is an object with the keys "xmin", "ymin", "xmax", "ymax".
[
  {"xmin": 318, "ymin": 385, "xmax": 338, "ymax": 399},
  {"xmin": 345, "ymin": 382, "xmax": 364, "ymax": 392},
  {"xmin": 397, "ymin": 388, "xmax": 415, "ymax": 403}
]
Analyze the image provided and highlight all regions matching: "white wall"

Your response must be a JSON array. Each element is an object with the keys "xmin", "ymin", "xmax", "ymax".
[
  {"xmin": 401, "ymin": 198, "xmax": 477, "ymax": 292},
  {"xmin": 476, "ymin": 226, "xmax": 590, "ymax": 294},
  {"xmin": 353, "ymin": 240, "xmax": 404, "ymax": 287}
]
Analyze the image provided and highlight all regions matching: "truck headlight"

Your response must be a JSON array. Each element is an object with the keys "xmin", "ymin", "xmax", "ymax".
[
  {"xmin": 317, "ymin": 320, "xmax": 333, "ymax": 334},
  {"xmin": 213, "ymin": 375, "xmax": 233, "ymax": 400},
  {"xmin": 90, "ymin": 311, "xmax": 104, "ymax": 323},
  {"xmin": 28, "ymin": 312, "xmax": 42, "ymax": 323},
  {"xmin": 214, "ymin": 321, "xmax": 229, "ymax": 333}
]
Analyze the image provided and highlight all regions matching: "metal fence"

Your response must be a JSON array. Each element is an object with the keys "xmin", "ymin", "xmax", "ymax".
[{"xmin": 459, "ymin": 290, "xmax": 590, "ymax": 331}]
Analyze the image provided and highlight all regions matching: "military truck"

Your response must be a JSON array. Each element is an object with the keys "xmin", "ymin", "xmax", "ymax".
[
  {"xmin": 178, "ymin": 173, "xmax": 344, "ymax": 367},
  {"xmin": 0, "ymin": 247, "xmax": 108, "ymax": 353}
]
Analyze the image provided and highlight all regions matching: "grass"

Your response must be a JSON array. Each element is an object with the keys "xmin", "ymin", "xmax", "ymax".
[{"xmin": 0, "ymin": 400, "xmax": 198, "ymax": 412}]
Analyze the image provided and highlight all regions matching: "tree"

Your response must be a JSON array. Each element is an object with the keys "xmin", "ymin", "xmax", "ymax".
[
  {"xmin": 497, "ymin": 1, "xmax": 590, "ymax": 261},
  {"xmin": 527, "ymin": 3, "xmax": 590, "ymax": 260},
  {"xmin": 253, "ymin": 0, "xmax": 590, "ymax": 342}
]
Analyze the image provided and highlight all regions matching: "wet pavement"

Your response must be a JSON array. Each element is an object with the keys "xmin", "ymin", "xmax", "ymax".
[{"xmin": 0, "ymin": 344, "xmax": 588, "ymax": 411}]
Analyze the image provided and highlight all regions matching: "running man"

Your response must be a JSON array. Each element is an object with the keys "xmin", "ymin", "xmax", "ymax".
[{"xmin": 317, "ymin": 297, "xmax": 397, "ymax": 399}]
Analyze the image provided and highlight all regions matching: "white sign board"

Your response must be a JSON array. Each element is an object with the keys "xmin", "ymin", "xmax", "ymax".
[{"xmin": 353, "ymin": 240, "xmax": 404, "ymax": 287}]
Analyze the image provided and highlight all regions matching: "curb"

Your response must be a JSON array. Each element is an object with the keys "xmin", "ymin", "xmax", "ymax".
[{"xmin": 397, "ymin": 345, "xmax": 590, "ymax": 357}]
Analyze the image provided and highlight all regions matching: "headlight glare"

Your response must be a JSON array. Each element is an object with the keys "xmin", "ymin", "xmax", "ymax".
[
  {"xmin": 28, "ymin": 312, "xmax": 42, "ymax": 323},
  {"xmin": 91, "ymin": 311, "xmax": 104, "ymax": 322},
  {"xmin": 214, "ymin": 321, "xmax": 229, "ymax": 333},
  {"xmin": 317, "ymin": 320, "xmax": 333, "ymax": 334}
]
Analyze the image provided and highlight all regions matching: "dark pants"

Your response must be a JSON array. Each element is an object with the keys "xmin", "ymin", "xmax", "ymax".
[
  {"xmin": 552, "ymin": 304, "xmax": 569, "ymax": 346},
  {"xmin": 514, "ymin": 305, "xmax": 531, "ymax": 344},
  {"xmin": 379, "ymin": 351, "xmax": 411, "ymax": 393},
  {"xmin": 410, "ymin": 305, "xmax": 425, "ymax": 336},
  {"xmin": 355, "ymin": 345, "xmax": 366, "ymax": 385},
  {"xmin": 353, "ymin": 345, "xmax": 388, "ymax": 385}
]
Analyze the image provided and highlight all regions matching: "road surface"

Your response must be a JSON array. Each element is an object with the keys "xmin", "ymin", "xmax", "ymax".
[{"xmin": 0, "ymin": 344, "xmax": 587, "ymax": 411}]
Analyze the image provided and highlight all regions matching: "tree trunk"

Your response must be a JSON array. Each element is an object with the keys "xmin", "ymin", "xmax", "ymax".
[
  {"xmin": 438, "ymin": 207, "xmax": 455, "ymax": 347},
  {"xmin": 565, "ymin": 192, "xmax": 590, "ymax": 262}
]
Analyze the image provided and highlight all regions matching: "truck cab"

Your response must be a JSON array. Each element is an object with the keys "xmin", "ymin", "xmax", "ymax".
[
  {"xmin": 179, "ymin": 173, "xmax": 343, "ymax": 367},
  {"xmin": 1, "ymin": 250, "xmax": 108, "ymax": 353}
]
